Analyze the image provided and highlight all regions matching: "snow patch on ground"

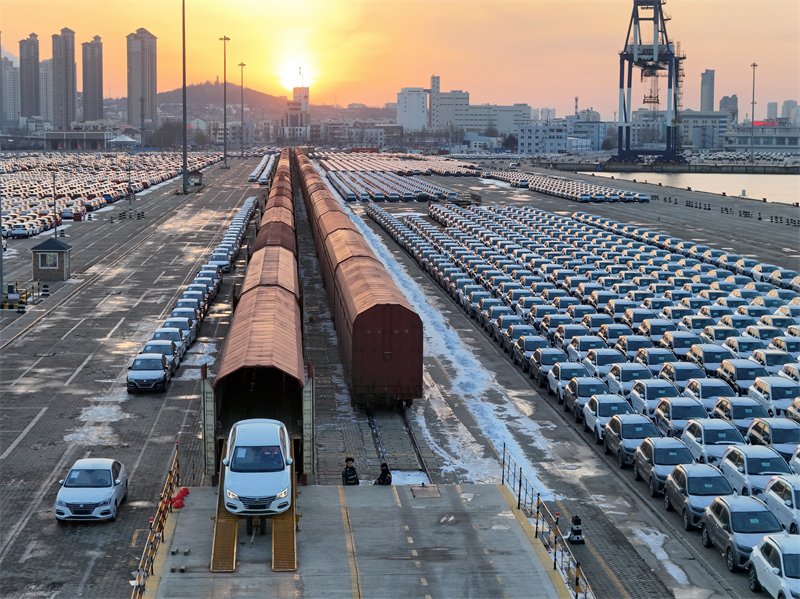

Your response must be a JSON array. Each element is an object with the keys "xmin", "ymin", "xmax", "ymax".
[
  {"xmin": 478, "ymin": 178, "xmax": 511, "ymax": 188},
  {"xmin": 632, "ymin": 528, "xmax": 689, "ymax": 585},
  {"xmin": 391, "ymin": 471, "xmax": 431, "ymax": 485},
  {"xmin": 77, "ymin": 404, "xmax": 131, "ymax": 422}
]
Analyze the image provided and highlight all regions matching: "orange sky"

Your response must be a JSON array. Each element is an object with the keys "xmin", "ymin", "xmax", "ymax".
[{"xmin": 3, "ymin": 0, "xmax": 799, "ymax": 120}]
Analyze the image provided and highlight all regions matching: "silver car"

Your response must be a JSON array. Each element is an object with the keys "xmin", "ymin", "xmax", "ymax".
[
  {"xmin": 55, "ymin": 458, "xmax": 128, "ymax": 522},
  {"xmin": 663, "ymin": 463, "xmax": 733, "ymax": 531}
]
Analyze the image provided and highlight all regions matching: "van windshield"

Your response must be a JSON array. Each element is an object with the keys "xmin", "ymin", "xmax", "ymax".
[{"xmin": 230, "ymin": 445, "xmax": 285, "ymax": 473}]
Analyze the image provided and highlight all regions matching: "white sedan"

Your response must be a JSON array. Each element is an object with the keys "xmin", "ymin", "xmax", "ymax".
[{"xmin": 55, "ymin": 458, "xmax": 128, "ymax": 522}]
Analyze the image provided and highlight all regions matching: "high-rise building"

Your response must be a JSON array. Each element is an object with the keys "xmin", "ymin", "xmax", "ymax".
[
  {"xmin": 719, "ymin": 95, "xmax": 738, "ymax": 124},
  {"xmin": 292, "ymin": 86, "xmax": 309, "ymax": 125},
  {"xmin": 19, "ymin": 33, "xmax": 40, "ymax": 117},
  {"xmin": 126, "ymin": 28, "xmax": 157, "ymax": 129},
  {"xmin": 428, "ymin": 75, "xmax": 469, "ymax": 129},
  {"xmin": 0, "ymin": 32, "xmax": 4, "ymax": 128},
  {"xmin": 52, "ymin": 28, "xmax": 76, "ymax": 130},
  {"xmin": 780, "ymin": 100, "xmax": 797, "ymax": 120},
  {"xmin": 766, "ymin": 102, "xmax": 778, "ymax": 120},
  {"xmin": 82, "ymin": 36, "xmax": 103, "ymax": 121},
  {"xmin": 39, "ymin": 59, "xmax": 53, "ymax": 123},
  {"xmin": 396, "ymin": 87, "xmax": 427, "ymax": 132},
  {"xmin": 2, "ymin": 57, "xmax": 21, "ymax": 125},
  {"xmin": 700, "ymin": 69, "xmax": 715, "ymax": 112}
]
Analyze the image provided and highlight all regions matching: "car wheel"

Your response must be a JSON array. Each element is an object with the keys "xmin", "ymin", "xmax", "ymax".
[
  {"xmin": 595, "ymin": 429, "xmax": 602, "ymax": 445},
  {"xmin": 563, "ymin": 398, "xmax": 570, "ymax": 412},
  {"xmin": 259, "ymin": 516, "xmax": 267, "ymax": 535},
  {"xmin": 725, "ymin": 547, "xmax": 738, "ymax": 572},
  {"xmin": 632, "ymin": 464, "xmax": 641, "ymax": 481},
  {"xmin": 123, "ymin": 482, "xmax": 129, "ymax": 502},
  {"xmin": 701, "ymin": 525, "xmax": 713, "ymax": 548},
  {"xmin": 747, "ymin": 566, "xmax": 761, "ymax": 593},
  {"xmin": 649, "ymin": 477, "xmax": 659, "ymax": 498},
  {"xmin": 617, "ymin": 450, "xmax": 626, "ymax": 469},
  {"xmin": 664, "ymin": 492, "xmax": 673, "ymax": 512},
  {"xmin": 573, "ymin": 407, "xmax": 581, "ymax": 423},
  {"xmin": 547, "ymin": 384, "xmax": 553, "ymax": 396},
  {"xmin": 582, "ymin": 417, "xmax": 589, "ymax": 432},
  {"xmin": 557, "ymin": 390, "xmax": 564, "ymax": 404},
  {"xmin": 246, "ymin": 517, "xmax": 253, "ymax": 535},
  {"xmin": 109, "ymin": 502, "xmax": 117, "ymax": 523},
  {"xmin": 682, "ymin": 509, "xmax": 692, "ymax": 531}
]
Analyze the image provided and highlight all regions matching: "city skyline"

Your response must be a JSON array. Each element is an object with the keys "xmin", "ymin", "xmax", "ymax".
[{"xmin": 2, "ymin": 0, "xmax": 798, "ymax": 122}]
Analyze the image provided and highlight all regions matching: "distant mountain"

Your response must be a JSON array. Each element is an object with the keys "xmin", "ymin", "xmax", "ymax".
[{"xmin": 157, "ymin": 80, "xmax": 288, "ymax": 117}]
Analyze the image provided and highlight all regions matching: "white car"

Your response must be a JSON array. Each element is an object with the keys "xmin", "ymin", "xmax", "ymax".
[
  {"xmin": 762, "ymin": 475, "xmax": 800, "ymax": 535},
  {"xmin": 681, "ymin": 419, "xmax": 745, "ymax": 465},
  {"xmin": 747, "ymin": 534, "xmax": 800, "ymax": 598},
  {"xmin": 628, "ymin": 378, "xmax": 681, "ymax": 417},
  {"xmin": 582, "ymin": 393, "xmax": 633, "ymax": 445},
  {"xmin": 719, "ymin": 445, "xmax": 791, "ymax": 497},
  {"xmin": 55, "ymin": 458, "xmax": 128, "ymax": 522},
  {"xmin": 603, "ymin": 362, "xmax": 651, "ymax": 397},
  {"xmin": 223, "ymin": 419, "xmax": 293, "ymax": 518},
  {"xmin": 791, "ymin": 447, "xmax": 800, "ymax": 475}
]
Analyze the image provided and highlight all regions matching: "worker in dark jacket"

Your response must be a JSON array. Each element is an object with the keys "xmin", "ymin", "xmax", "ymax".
[
  {"xmin": 342, "ymin": 457, "xmax": 359, "ymax": 486},
  {"xmin": 374, "ymin": 463, "xmax": 392, "ymax": 486}
]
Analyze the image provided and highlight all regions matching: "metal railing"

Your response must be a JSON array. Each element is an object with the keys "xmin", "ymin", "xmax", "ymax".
[
  {"xmin": 1, "ymin": 280, "xmax": 41, "ymax": 309},
  {"xmin": 501, "ymin": 444, "xmax": 594, "ymax": 599},
  {"xmin": 131, "ymin": 444, "xmax": 180, "ymax": 599}
]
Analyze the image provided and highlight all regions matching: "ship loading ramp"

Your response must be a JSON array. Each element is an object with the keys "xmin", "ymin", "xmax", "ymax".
[{"xmin": 143, "ymin": 484, "xmax": 567, "ymax": 599}]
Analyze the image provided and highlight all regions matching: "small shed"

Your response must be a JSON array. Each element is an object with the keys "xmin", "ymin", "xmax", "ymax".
[
  {"xmin": 31, "ymin": 238, "xmax": 73, "ymax": 281},
  {"xmin": 188, "ymin": 170, "xmax": 203, "ymax": 186}
]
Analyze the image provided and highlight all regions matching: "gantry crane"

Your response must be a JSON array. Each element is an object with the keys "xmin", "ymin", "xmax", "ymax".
[{"xmin": 616, "ymin": 0, "xmax": 685, "ymax": 161}]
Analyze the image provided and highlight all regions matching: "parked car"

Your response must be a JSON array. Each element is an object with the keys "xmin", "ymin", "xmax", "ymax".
[
  {"xmin": 700, "ymin": 496, "xmax": 783, "ymax": 572},
  {"xmin": 711, "ymin": 397, "xmax": 770, "ymax": 435},
  {"xmin": 140, "ymin": 340, "xmax": 180, "ymax": 374},
  {"xmin": 563, "ymin": 377, "xmax": 609, "ymax": 421},
  {"xmin": 633, "ymin": 347, "xmax": 677, "ymax": 376},
  {"xmin": 683, "ymin": 378, "xmax": 738, "ymax": 412},
  {"xmin": 582, "ymin": 394, "xmax": 633, "ymax": 444},
  {"xmin": 748, "ymin": 376, "xmax": 800, "ymax": 416},
  {"xmin": 721, "ymin": 336, "xmax": 765, "ymax": 358},
  {"xmin": 658, "ymin": 361, "xmax": 706, "ymax": 392},
  {"xmin": 658, "ymin": 330, "xmax": 702, "ymax": 359},
  {"xmin": 150, "ymin": 327, "xmax": 187, "ymax": 359},
  {"xmin": 511, "ymin": 335, "xmax": 549, "ymax": 370},
  {"xmin": 761, "ymin": 476, "xmax": 800, "ymax": 535},
  {"xmin": 582, "ymin": 348, "xmax": 626, "ymax": 378},
  {"xmin": 664, "ymin": 463, "xmax": 733, "ymax": 530},
  {"xmin": 548, "ymin": 362, "xmax": 591, "ymax": 402},
  {"xmin": 746, "ymin": 418, "xmax": 800, "ymax": 461},
  {"xmin": 126, "ymin": 353, "xmax": 170, "ymax": 393},
  {"xmin": 222, "ymin": 419, "xmax": 293, "ymax": 517},
  {"xmin": 604, "ymin": 363, "xmax": 652, "ymax": 397},
  {"xmin": 746, "ymin": 533, "xmax": 800, "ymax": 597},
  {"xmin": 716, "ymin": 359, "xmax": 770, "ymax": 395},
  {"xmin": 719, "ymin": 445, "xmax": 791, "ymax": 497},
  {"xmin": 55, "ymin": 458, "xmax": 128, "ymax": 522},
  {"xmin": 749, "ymin": 349, "xmax": 796, "ymax": 376},
  {"xmin": 629, "ymin": 379, "xmax": 681, "ymax": 417},
  {"xmin": 686, "ymin": 344, "xmax": 735, "ymax": 376},
  {"xmin": 653, "ymin": 397, "xmax": 709, "ymax": 437},
  {"xmin": 603, "ymin": 414, "xmax": 661, "ymax": 469},
  {"xmin": 632, "ymin": 437, "xmax": 694, "ymax": 496},
  {"xmin": 681, "ymin": 419, "xmax": 745, "ymax": 465}
]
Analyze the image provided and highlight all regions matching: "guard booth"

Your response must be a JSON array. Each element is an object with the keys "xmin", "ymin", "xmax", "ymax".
[
  {"xmin": 31, "ymin": 238, "xmax": 72, "ymax": 281},
  {"xmin": 188, "ymin": 170, "xmax": 203, "ymax": 186}
]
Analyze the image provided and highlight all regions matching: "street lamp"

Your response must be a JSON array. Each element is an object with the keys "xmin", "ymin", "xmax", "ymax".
[
  {"xmin": 219, "ymin": 36, "xmax": 230, "ymax": 169},
  {"xmin": 181, "ymin": 0, "xmax": 188, "ymax": 193},
  {"xmin": 750, "ymin": 62, "xmax": 757, "ymax": 162},
  {"xmin": 239, "ymin": 62, "xmax": 246, "ymax": 159}
]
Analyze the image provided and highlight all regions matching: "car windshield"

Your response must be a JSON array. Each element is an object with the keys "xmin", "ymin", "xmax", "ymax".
[
  {"xmin": 648, "ymin": 353, "xmax": 670, "ymax": 364},
  {"xmin": 730, "ymin": 510, "xmax": 781, "ymax": 534},
  {"xmin": 673, "ymin": 337, "xmax": 695, "ymax": 348},
  {"xmin": 230, "ymin": 445, "xmax": 285, "ymax": 473},
  {"xmin": 677, "ymin": 367, "xmax": 704, "ymax": 380},
  {"xmin": 578, "ymin": 383, "xmax": 608, "ymax": 396},
  {"xmin": 766, "ymin": 354, "xmax": 794, "ymax": 366},
  {"xmin": 561, "ymin": 366, "xmax": 588, "ymax": 379},
  {"xmin": 541, "ymin": 354, "xmax": 561, "ymax": 366},
  {"xmin": 687, "ymin": 476, "xmax": 732, "ymax": 496},
  {"xmin": 144, "ymin": 345, "xmax": 170, "ymax": 356},
  {"xmin": 598, "ymin": 402, "xmax": 632, "ymax": 417},
  {"xmin": 772, "ymin": 428, "xmax": 800, "ymax": 444},
  {"xmin": 132, "ymin": 358, "xmax": 164, "ymax": 370},
  {"xmin": 597, "ymin": 354, "xmax": 622, "ymax": 366},
  {"xmin": 64, "ymin": 468, "xmax": 112, "ymax": 488},
  {"xmin": 746, "ymin": 457, "xmax": 790, "ymax": 475},
  {"xmin": 650, "ymin": 383, "xmax": 680, "ymax": 397},
  {"xmin": 773, "ymin": 386, "xmax": 799, "ymax": 399},
  {"xmin": 736, "ymin": 341, "xmax": 761, "ymax": 352},
  {"xmin": 654, "ymin": 448, "xmax": 693, "ymax": 465},
  {"xmin": 622, "ymin": 422, "xmax": 659, "ymax": 439},
  {"xmin": 524, "ymin": 339, "xmax": 547, "ymax": 350},
  {"xmin": 701, "ymin": 383, "xmax": 734, "ymax": 398},
  {"xmin": 739, "ymin": 367, "xmax": 768, "ymax": 379},
  {"xmin": 784, "ymin": 553, "xmax": 800, "ymax": 579},
  {"xmin": 705, "ymin": 428, "xmax": 744, "ymax": 444},
  {"xmin": 731, "ymin": 405, "xmax": 768, "ymax": 419},
  {"xmin": 622, "ymin": 368, "xmax": 650, "ymax": 382},
  {"xmin": 672, "ymin": 404, "xmax": 707, "ymax": 420},
  {"xmin": 705, "ymin": 352, "xmax": 728, "ymax": 362}
]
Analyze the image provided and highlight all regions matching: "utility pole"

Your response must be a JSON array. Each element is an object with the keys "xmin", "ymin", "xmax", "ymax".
[
  {"xmin": 750, "ymin": 63, "xmax": 757, "ymax": 162},
  {"xmin": 140, "ymin": 96, "xmax": 145, "ymax": 146},
  {"xmin": 239, "ymin": 62, "xmax": 246, "ymax": 158},
  {"xmin": 181, "ymin": 0, "xmax": 188, "ymax": 193},
  {"xmin": 219, "ymin": 36, "xmax": 230, "ymax": 168},
  {"xmin": 53, "ymin": 172, "xmax": 58, "ymax": 240}
]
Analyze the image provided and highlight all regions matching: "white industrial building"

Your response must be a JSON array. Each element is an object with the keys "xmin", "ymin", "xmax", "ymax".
[
  {"xmin": 517, "ymin": 123, "xmax": 567, "ymax": 154},
  {"xmin": 723, "ymin": 120, "xmax": 800, "ymax": 151},
  {"xmin": 397, "ymin": 87, "xmax": 427, "ymax": 132}
]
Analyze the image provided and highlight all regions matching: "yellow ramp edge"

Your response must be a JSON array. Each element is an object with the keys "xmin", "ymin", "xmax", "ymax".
[
  {"xmin": 272, "ymin": 447, "xmax": 298, "ymax": 571},
  {"xmin": 210, "ymin": 443, "xmax": 238, "ymax": 573}
]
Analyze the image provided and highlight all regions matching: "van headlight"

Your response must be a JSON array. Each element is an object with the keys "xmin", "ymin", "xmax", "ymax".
[
  {"xmin": 276, "ymin": 488, "xmax": 289, "ymax": 499},
  {"xmin": 226, "ymin": 489, "xmax": 239, "ymax": 500}
]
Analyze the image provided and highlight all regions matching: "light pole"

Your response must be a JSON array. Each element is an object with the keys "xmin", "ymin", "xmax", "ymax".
[
  {"xmin": 52, "ymin": 172, "xmax": 58, "ymax": 240},
  {"xmin": 181, "ymin": 0, "xmax": 188, "ymax": 193},
  {"xmin": 239, "ymin": 62, "xmax": 246, "ymax": 159},
  {"xmin": 219, "ymin": 36, "xmax": 230, "ymax": 169},
  {"xmin": 749, "ymin": 63, "xmax": 758, "ymax": 162}
]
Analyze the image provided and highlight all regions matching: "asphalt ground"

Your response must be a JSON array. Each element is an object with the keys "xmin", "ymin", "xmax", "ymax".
[
  {"xmin": 0, "ymin": 159, "xmax": 257, "ymax": 599},
  {"xmin": 353, "ymin": 170, "xmax": 798, "ymax": 598}
]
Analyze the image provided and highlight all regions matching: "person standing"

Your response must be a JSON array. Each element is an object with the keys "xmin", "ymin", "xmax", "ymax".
[
  {"xmin": 374, "ymin": 463, "xmax": 392, "ymax": 486},
  {"xmin": 342, "ymin": 457, "xmax": 359, "ymax": 485}
]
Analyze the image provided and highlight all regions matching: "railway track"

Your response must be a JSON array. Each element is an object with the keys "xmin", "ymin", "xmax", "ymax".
[{"xmin": 366, "ymin": 407, "xmax": 433, "ymax": 483}]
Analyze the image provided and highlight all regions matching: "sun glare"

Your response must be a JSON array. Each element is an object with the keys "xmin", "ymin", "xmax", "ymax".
[{"xmin": 278, "ymin": 62, "xmax": 314, "ymax": 91}]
